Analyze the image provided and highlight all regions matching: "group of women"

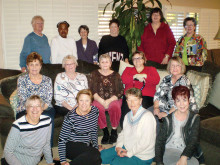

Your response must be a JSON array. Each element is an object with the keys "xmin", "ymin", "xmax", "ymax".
[{"xmin": 2, "ymin": 7, "xmax": 205, "ymax": 165}]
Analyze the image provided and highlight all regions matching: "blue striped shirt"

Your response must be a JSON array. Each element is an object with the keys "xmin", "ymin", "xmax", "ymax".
[{"xmin": 58, "ymin": 106, "xmax": 99, "ymax": 162}]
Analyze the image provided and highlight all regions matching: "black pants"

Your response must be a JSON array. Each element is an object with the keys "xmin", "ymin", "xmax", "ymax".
[
  {"xmin": 1, "ymin": 158, "xmax": 9, "ymax": 165},
  {"xmin": 66, "ymin": 142, "xmax": 102, "ymax": 165},
  {"xmin": 54, "ymin": 105, "xmax": 69, "ymax": 116},
  {"xmin": 120, "ymin": 95, "xmax": 153, "ymax": 128}
]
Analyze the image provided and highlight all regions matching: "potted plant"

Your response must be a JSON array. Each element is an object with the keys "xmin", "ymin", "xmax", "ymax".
[{"xmin": 104, "ymin": 0, "xmax": 170, "ymax": 58}]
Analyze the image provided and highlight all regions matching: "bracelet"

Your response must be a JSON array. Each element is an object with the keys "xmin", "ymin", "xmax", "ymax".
[{"xmin": 165, "ymin": 55, "xmax": 170, "ymax": 58}]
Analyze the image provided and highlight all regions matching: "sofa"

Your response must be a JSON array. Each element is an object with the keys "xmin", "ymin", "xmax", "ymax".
[{"xmin": 0, "ymin": 57, "xmax": 220, "ymax": 165}]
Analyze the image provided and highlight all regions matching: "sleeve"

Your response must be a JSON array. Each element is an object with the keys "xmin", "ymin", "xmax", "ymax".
[
  {"xmin": 4, "ymin": 127, "xmax": 22, "ymax": 165},
  {"xmin": 90, "ymin": 107, "xmax": 99, "ymax": 149},
  {"xmin": 73, "ymin": 39, "xmax": 78, "ymax": 59},
  {"xmin": 83, "ymin": 74, "xmax": 89, "ymax": 89},
  {"xmin": 88, "ymin": 71, "xmax": 96, "ymax": 95},
  {"xmin": 115, "ymin": 73, "xmax": 124, "ymax": 98},
  {"xmin": 19, "ymin": 36, "xmax": 31, "ymax": 68},
  {"xmin": 173, "ymin": 36, "xmax": 183, "ymax": 57},
  {"xmin": 197, "ymin": 36, "xmax": 208, "ymax": 65},
  {"xmin": 137, "ymin": 27, "xmax": 147, "ymax": 52},
  {"xmin": 126, "ymin": 113, "xmax": 156, "ymax": 158},
  {"xmin": 43, "ymin": 123, "xmax": 53, "ymax": 164},
  {"xmin": 98, "ymin": 37, "xmax": 105, "ymax": 58},
  {"xmin": 43, "ymin": 77, "xmax": 53, "ymax": 106},
  {"xmin": 153, "ymin": 77, "xmax": 166, "ymax": 102},
  {"xmin": 58, "ymin": 116, "xmax": 72, "ymax": 163},
  {"xmin": 122, "ymin": 37, "xmax": 129, "ymax": 60},
  {"xmin": 145, "ymin": 67, "xmax": 160, "ymax": 86},
  {"xmin": 115, "ymin": 116, "xmax": 127, "ymax": 148},
  {"xmin": 121, "ymin": 67, "xmax": 134, "ymax": 85},
  {"xmin": 181, "ymin": 115, "xmax": 200, "ymax": 158},
  {"xmin": 165, "ymin": 25, "xmax": 176, "ymax": 56},
  {"xmin": 155, "ymin": 118, "xmax": 169, "ymax": 164},
  {"xmin": 54, "ymin": 73, "xmax": 66, "ymax": 105},
  {"xmin": 17, "ymin": 75, "xmax": 29, "ymax": 112},
  {"xmin": 92, "ymin": 41, "xmax": 98, "ymax": 57},
  {"xmin": 50, "ymin": 38, "xmax": 59, "ymax": 64}
]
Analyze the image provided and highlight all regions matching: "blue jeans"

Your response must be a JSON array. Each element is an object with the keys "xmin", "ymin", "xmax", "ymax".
[{"xmin": 101, "ymin": 146, "xmax": 153, "ymax": 165}]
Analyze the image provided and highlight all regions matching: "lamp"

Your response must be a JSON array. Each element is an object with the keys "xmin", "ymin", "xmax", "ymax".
[{"xmin": 214, "ymin": 26, "xmax": 220, "ymax": 40}]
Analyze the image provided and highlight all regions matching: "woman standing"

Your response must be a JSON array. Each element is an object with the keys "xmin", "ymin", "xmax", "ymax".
[
  {"xmin": 101, "ymin": 88, "xmax": 156, "ymax": 165},
  {"xmin": 155, "ymin": 86, "xmax": 200, "ymax": 165},
  {"xmin": 138, "ymin": 7, "xmax": 176, "ymax": 64},
  {"xmin": 154, "ymin": 56, "xmax": 197, "ymax": 120},
  {"xmin": 58, "ymin": 89, "xmax": 101, "ymax": 165},
  {"xmin": 120, "ymin": 51, "xmax": 160, "ymax": 127},
  {"xmin": 88, "ymin": 54, "xmax": 124, "ymax": 144},
  {"xmin": 54, "ymin": 55, "xmax": 88, "ymax": 116},
  {"xmin": 2, "ymin": 95, "xmax": 54, "ymax": 165},
  {"xmin": 76, "ymin": 25, "xmax": 98, "ymax": 64},
  {"xmin": 174, "ymin": 17, "xmax": 207, "ymax": 66}
]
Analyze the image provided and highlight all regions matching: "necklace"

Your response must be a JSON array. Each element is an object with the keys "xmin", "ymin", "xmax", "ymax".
[{"xmin": 77, "ymin": 108, "xmax": 90, "ymax": 119}]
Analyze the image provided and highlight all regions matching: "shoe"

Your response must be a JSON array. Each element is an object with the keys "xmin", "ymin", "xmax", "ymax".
[
  {"xmin": 109, "ymin": 129, "xmax": 118, "ymax": 144},
  {"xmin": 101, "ymin": 127, "xmax": 109, "ymax": 144}
]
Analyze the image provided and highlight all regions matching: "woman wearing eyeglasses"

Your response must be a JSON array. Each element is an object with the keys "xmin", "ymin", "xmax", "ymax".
[
  {"xmin": 120, "ymin": 51, "xmax": 160, "ymax": 127},
  {"xmin": 174, "ymin": 17, "xmax": 207, "ymax": 66},
  {"xmin": 54, "ymin": 55, "xmax": 88, "ymax": 116}
]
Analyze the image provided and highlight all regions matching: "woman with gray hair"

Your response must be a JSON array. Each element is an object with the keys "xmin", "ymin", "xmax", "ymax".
[
  {"xmin": 2, "ymin": 95, "xmax": 54, "ymax": 165},
  {"xmin": 54, "ymin": 55, "xmax": 88, "ymax": 116},
  {"xmin": 20, "ymin": 15, "xmax": 51, "ymax": 72}
]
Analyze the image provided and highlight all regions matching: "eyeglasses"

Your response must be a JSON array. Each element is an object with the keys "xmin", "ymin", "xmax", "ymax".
[
  {"xmin": 132, "ymin": 57, "xmax": 143, "ymax": 61},
  {"xmin": 185, "ymin": 24, "xmax": 194, "ymax": 28},
  {"xmin": 65, "ymin": 63, "xmax": 75, "ymax": 66},
  {"xmin": 28, "ymin": 105, "xmax": 41, "ymax": 109},
  {"xmin": 170, "ymin": 64, "xmax": 181, "ymax": 68}
]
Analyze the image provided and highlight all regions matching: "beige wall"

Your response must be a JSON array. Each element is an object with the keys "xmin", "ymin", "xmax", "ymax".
[{"xmin": 0, "ymin": 1, "xmax": 4, "ymax": 68}]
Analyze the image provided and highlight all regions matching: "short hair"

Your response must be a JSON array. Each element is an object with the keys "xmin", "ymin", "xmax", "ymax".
[
  {"xmin": 109, "ymin": 19, "xmax": 120, "ymax": 27},
  {"xmin": 183, "ymin": 17, "xmax": 197, "ymax": 27},
  {"xmin": 25, "ymin": 95, "xmax": 44, "ymax": 109},
  {"xmin": 26, "ymin": 52, "xmax": 43, "ymax": 66},
  {"xmin": 125, "ymin": 88, "xmax": 142, "ymax": 99},
  {"xmin": 76, "ymin": 89, "xmax": 93, "ymax": 103},
  {"xmin": 149, "ymin": 7, "xmax": 165, "ymax": 23},
  {"xmin": 99, "ymin": 54, "xmax": 112, "ymax": 63},
  {"xmin": 57, "ymin": 21, "xmax": 70, "ymax": 28},
  {"xmin": 172, "ymin": 85, "xmax": 190, "ymax": 101},
  {"xmin": 31, "ymin": 15, "xmax": 44, "ymax": 25},
  {"xmin": 62, "ymin": 55, "xmax": 78, "ymax": 68},
  {"xmin": 78, "ymin": 25, "xmax": 89, "ymax": 34},
  {"xmin": 132, "ymin": 50, "xmax": 147, "ymax": 63},
  {"xmin": 167, "ymin": 56, "xmax": 186, "ymax": 74}
]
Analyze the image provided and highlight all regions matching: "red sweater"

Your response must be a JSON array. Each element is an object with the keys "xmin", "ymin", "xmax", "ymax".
[
  {"xmin": 121, "ymin": 66, "xmax": 160, "ymax": 97},
  {"xmin": 138, "ymin": 22, "xmax": 176, "ymax": 64}
]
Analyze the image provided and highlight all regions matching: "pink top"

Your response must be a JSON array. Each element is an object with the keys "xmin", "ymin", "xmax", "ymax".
[{"xmin": 121, "ymin": 66, "xmax": 160, "ymax": 97}]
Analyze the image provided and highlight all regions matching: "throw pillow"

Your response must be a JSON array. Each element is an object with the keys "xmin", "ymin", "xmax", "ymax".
[
  {"xmin": 156, "ymin": 69, "xmax": 169, "ymax": 90},
  {"xmin": 187, "ymin": 70, "xmax": 212, "ymax": 109},
  {"xmin": 192, "ymin": 84, "xmax": 201, "ymax": 108},
  {"xmin": 118, "ymin": 60, "xmax": 133, "ymax": 76},
  {"xmin": 208, "ymin": 72, "xmax": 220, "ymax": 109},
  {"xmin": 9, "ymin": 89, "xmax": 19, "ymax": 118}
]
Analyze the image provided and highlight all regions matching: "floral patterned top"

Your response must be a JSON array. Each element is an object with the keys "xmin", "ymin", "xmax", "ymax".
[
  {"xmin": 17, "ymin": 73, "xmax": 53, "ymax": 113},
  {"xmin": 154, "ymin": 74, "xmax": 198, "ymax": 113},
  {"xmin": 54, "ymin": 72, "xmax": 88, "ymax": 107},
  {"xmin": 88, "ymin": 70, "xmax": 124, "ymax": 100},
  {"xmin": 174, "ymin": 33, "xmax": 207, "ymax": 66}
]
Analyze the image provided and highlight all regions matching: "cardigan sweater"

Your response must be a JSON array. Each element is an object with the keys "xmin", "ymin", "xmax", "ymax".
[
  {"xmin": 116, "ymin": 107, "xmax": 156, "ymax": 160},
  {"xmin": 3, "ymin": 115, "xmax": 53, "ymax": 165},
  {"xmin": 76, "ymin": 38, "xmax": 98, "ymax": 64},
  {"xmin": 50, "ymin": 35, "xmax": 77, "ymax": 64},
  {"xmin": 20, "ymin": 32, "xmax": 51, "ymax": 68},
  {"xmin": 138, "ymin": 22, "xmax": 176, "ymax": 64},
  {"xmin": 121, "ymin": 66, "xmax": 160, "ymax": 97}
]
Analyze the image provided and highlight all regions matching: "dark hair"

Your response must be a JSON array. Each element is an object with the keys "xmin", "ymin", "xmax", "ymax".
[
  {"xmin": 109, "ymin": 19, "xmax": 120, "ymax": 27},
  {"xmin": 78, "ymin": 25, "xmax": 89, "ymax": 34},
  {"xmin": 183, "ymin": 17, "xmax": 197, "ymax": 27},
  {"xmin": 149, "ymin": 7, "xmax": 164, "ymax": 23},
  {"xmin": 172, "ymin": 86, "xmax": 190, "ymax": 101},
  {"xmin": 26, "ymin": 52, "xmax": 43, "ymax": 66},
  {"xmin": 57, "ymin": 21, "xmax": 70, "ymax": 28},
  {"xmin": 125, "ymin": 88, "xmax": 142, "ymax": 99}
]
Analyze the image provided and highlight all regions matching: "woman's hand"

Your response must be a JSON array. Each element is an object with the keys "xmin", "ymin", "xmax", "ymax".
[
  {"xmin": 61, "ymin": 162, "xmax": 70, "ymax": 165},
  {"xmin": 98, "ymin": 145, "xmax": 105, "ymax": 152},
  {"xmin": 154, "ymin": 108, "xmax": 160, "ymax": 116},
  {"xmin": 161, "ymin": 55, "xmax": 169, "ymax": 64},
  {"xmin": 157, "ymin": 112, "xmax": 168, "ymax": 119},
  {"xmin": 116, "ymin": 147, "xmax": 128, "ymax": 157},
  {"xmin": 176, "ymin": 156, "xmax": 187, "ymax": 165},
  {"xmin": 104, "ymin": 96, "xmax": 118, "ymax": 109},
  {"xmin": 133, "ymin": 74, "xmax": 147, "ymax": 82}
]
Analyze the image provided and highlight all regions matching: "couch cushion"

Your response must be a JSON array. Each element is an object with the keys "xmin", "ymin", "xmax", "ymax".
[
  {"xmin": 9, "ymin": 89, "xmax": 18, "ymax": 118},
  {"xmin": 208, "ymin": 72, "xmax": 220, "ymax": 109},
  {"xmin": 156, "ymin": 69, "xmax": 169, "ymax": 90},
  {"xmin": 200, "ymin": 116, "xmax": 220, "ymax": 148},
  {"xmin": 0, "ymin": 94, "xmax": 14, "ymax": 117},
  {"xmin": 199, "ymin": 103, "xmax": 220, "ymax": 120},
  {"xmin": 118, "ymin": 60, "xmax": 134, "ymax": 76},
  {"xmin": 187, "ymin": 70, "xmax": 211, "ymax": 109},
  {"xmin": 202, "ymin": 61, "xmax": 220, "ymax": 83}
]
